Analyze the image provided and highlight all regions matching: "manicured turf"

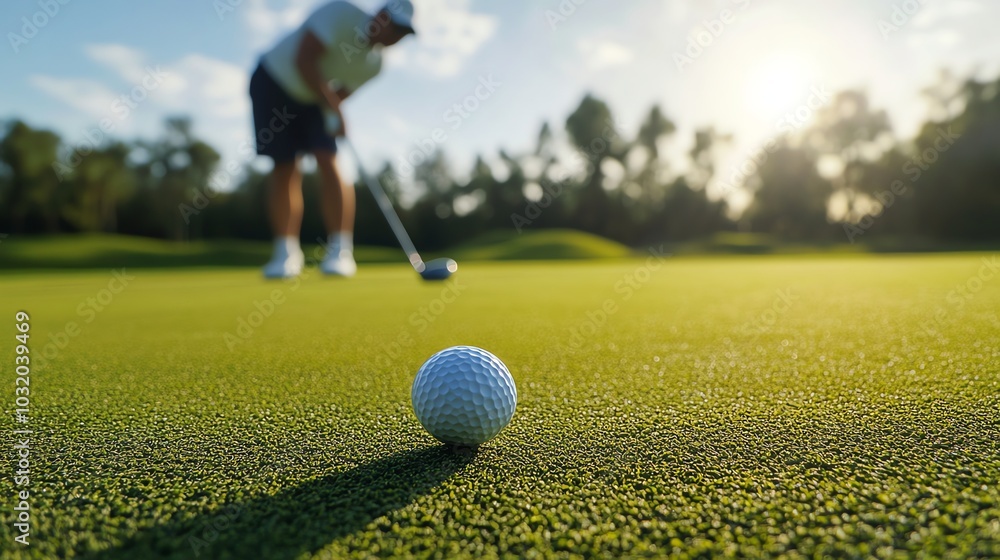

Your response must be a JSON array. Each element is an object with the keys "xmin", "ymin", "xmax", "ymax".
[
  {"xmin": 0, "ymin": 230, "xmax": 629, "ymax": 270},
  {"xmin": 2, "ymin": 254, "xmax": 998, "ymax": 558}
]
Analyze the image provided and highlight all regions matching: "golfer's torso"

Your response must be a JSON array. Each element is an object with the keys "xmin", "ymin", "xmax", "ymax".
[
  {"xmin": 320, "ymin": 47, "xmax": 382, "ymax": 94},
  {"xmin": 261, "ymin": 1, "xmax": 382, "ymax": 103}
]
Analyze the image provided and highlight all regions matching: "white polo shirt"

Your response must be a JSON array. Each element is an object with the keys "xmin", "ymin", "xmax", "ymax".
[{"xmin": 261, "ymin": 1, "xmax": 383, "ymax": 103}]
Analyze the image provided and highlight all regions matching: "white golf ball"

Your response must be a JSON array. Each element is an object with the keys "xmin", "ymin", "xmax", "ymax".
[{"xmin": 411, "ymin": 346, "xmax": 517, "ymax": 446}]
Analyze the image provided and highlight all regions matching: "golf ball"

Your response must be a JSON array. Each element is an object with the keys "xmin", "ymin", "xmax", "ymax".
[{"xmin": 411, "ymin": 346, "xmax": 517, "ymax": 446}]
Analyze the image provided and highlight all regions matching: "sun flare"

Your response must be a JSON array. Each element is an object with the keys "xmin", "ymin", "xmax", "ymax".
[{"xmin": 747, "ymin": 54, "xmax": 814, "ymax": 114}]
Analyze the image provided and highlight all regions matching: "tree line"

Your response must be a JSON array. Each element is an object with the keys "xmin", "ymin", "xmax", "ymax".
[{"xmin": 2, "ymin": 69, "xmax": 998, "ymax": 249}]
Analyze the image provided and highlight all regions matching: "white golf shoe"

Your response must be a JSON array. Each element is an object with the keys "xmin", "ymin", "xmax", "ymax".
[
  {"xmin": 320, "ymin": 250, "xmax": 357, "ymax": 277},
  {"xmin": 262, "ymin": 249, "xmax": 304, "ymax": 279}
]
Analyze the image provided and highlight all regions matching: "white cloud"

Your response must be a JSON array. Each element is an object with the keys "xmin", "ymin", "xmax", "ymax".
[
  {"xmin": 30, "ymin": 44, "xmax": 250, "ymax": 149},
  {"xmin": 160, "ymin": 55, "xmax": 250, "ymax": 119},
  {"xmin": 385, "ymin": 113, "xmax": 412, "ymax": 135},
  {"xmin": 86, "ymin": 46, "xmax": 249, "ymax": 119},
  {"xmin": 577, "ymin": 40, "xmax": 634, "ymax": 70},
  {"xmin": 906, "ymin": 28, "xmax": 962, "ymax": 49},
  {"xmin": 85, "ymin": 44, "xmax": 148, "ymax": 83},
  {"xmin": 242, "ymin": 0, "xmax": 320, "ymax": 49},
  {"xmin": 27, "ymin": 75, "xmax": 117, "ymax": 119},
  {"xmin": 911, "ymin": 0, "xmax": 983, "ymax": 29},
  {"xmin": 238, "ymin": 0, "xmax": 496, "ymax": 78},
  {"xmin": 36, "ymin": 43, "xmax": 249, "ymax": 121},
  {"xmin": 387, "ymin": 0, "xmax": 497, "ymax": 77},
  {"xmin": 664, "ymin": 0, "xmax": 690, "ymax": 26}
]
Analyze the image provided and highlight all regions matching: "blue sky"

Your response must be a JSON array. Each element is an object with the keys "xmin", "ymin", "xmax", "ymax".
[{"xmin": 2, "ymin": 0, "xmax": 996, "ymax": 207}]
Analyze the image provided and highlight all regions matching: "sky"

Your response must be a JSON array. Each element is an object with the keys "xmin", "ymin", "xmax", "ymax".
[{"xmin": 2, "ymin": 0, "xmax": 996, "ymax": 207}]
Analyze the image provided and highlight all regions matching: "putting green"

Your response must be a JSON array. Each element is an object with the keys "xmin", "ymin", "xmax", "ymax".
[{"xmin": 1, "ymin": 254, "xmax": 998, "ymax": 558}]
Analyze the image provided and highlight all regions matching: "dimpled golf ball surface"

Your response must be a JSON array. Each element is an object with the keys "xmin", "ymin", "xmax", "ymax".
[{"xmin": 411, "ymin": 346, "xmax": 517, "ymax": 446}]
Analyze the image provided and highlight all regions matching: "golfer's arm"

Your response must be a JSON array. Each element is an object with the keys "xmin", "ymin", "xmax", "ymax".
[{"xmin": 296, "ymin": 30, "xmax": 343, "ymax": 112}]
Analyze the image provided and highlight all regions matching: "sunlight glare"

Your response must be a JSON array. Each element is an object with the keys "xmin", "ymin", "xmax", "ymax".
[{"xmin": 748, "ymin": 54, "xmax": 813, "ymax": 114}]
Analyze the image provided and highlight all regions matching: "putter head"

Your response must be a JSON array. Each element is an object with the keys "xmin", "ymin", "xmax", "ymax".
[{"xmin": 419, "ymin": 258, "xmax": 457, "ymax": 281}]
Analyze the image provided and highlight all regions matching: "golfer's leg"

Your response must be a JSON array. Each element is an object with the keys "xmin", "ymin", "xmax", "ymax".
[
  {"xmin": 313, "ymin": 150, "xmax": 357, "ymax": 277},
  {"xmin": 315, "ymin": 150, "xmax": 355, "ymax": 234},
  {"xmin": 262, "ymin": 158, "xmax": 305, "ymax": 278},
  {"xmin": 315, "ymin": 149, "xmax": 357, "ymax": 276},
  {"xmin": 269, "ymin": 158, "xmax": 303, "ymax": 236}
]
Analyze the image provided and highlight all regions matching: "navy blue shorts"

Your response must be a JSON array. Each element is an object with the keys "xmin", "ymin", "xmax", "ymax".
[{"xmin": 249, "ymin": 63, "xmax": 336, "ymax": 163}]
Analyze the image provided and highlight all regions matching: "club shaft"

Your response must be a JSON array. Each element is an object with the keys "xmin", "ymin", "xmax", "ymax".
[{"xmin": 340, "ymin": 139, "xmax": 424, "ymax": 271}]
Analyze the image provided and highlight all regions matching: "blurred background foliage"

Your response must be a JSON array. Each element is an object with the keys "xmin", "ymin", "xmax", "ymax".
[{"xmin": 1, "ymin": 69, "xmax": 998, "ymax": 250}]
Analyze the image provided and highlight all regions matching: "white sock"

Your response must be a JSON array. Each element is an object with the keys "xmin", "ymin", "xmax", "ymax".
[
  {"xmin": 274, "ymin": 235, "xmax": 300, "ymax": 258},
  {"xmin": 327, "ymin": 232, "xmax": 353, "ymax": 255}
]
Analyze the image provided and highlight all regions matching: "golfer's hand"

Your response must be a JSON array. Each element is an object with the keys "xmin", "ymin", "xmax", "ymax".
[{"xmin": 324, "ymin": 110, "xmax": 347, "ymax": 138}]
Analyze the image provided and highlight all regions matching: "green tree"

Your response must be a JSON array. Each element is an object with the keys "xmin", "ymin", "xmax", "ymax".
[
  {"xmin": 804, "ymin": 90, "xmax": 892, "ymax": 221},
  {"xmin": 744, "ymin": 139, "xmax": 834, "ymax": 239},
  {"xmin": 131, "ymin": 118, "xmax": 220, "ymax": 240},
  {"xmin": 61, "ymin": 142, "xmax": 134, "ymax": 232},
  {"xmin": 0, "ymin": 121, "xmax": 62, "ymax": 232},
  {"xmin": 910, "ymin": 74, "xmax": 1000, "ymax": 239},
  {"xmin": 565, "ymin": 94, "xmax": 619, "ymax": 236}
]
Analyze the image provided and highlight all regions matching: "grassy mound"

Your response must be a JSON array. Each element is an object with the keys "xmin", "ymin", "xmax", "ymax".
[
  {"xmin": 0, "ymin": 234, "xmax": 403, "ymax": 270},
  {"xmin": 449, "ymin": 229, "xmax": 632, "ymax": 261},
  {"xmin": 0, "ymin": 230, "xmax": 631, "ymax": 270}
]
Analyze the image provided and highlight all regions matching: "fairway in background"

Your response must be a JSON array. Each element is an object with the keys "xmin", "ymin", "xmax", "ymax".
[{"xmin": 0, "ymin": 230, "xmax": 630, "ymax": 270}]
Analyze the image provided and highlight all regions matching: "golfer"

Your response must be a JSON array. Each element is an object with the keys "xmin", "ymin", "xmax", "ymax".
[{"xmin": 251, "ymin": 0, "xmax": 416, "ymax": 278}]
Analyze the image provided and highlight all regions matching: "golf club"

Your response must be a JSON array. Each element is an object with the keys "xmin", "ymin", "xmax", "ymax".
[{"xmin": 339, "ymin": 137, "xmax": 457, "ymax": 281}]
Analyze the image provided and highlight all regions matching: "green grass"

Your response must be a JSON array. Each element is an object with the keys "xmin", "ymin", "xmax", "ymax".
[
  {"xmin": 1, "ymin": 254, "xmax": 998, "ymax": 558},
  {"xmin": 0, "ymin": 234, "xmax": 401, "ymax": 270},
  {"xmin": 449, "ymin": 229, "xmax": 631, "ymax": 260},
  {"xmin": 0, "ymin": 230, "xmax": 629, "ymax": 270}
]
